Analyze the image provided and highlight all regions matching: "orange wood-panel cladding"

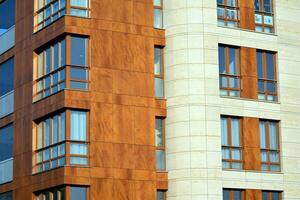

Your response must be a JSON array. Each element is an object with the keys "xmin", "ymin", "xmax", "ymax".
[
  {"xmin": 245, "ymin": 189, "xmax": 262, "ymax": 200},
  {"xmin": 240, "ymin": 47, "xmax": 258, "ymax": 99},
  {"xmin": 0, "ymin": 0, "xmax": 167, "ymax": 199},
  {"xmin": 243, "ymin": 118, "xmax": 261, "ymax": 171},
  {"xmin": 239, "ymin": 0, "xmax": 255, "ymax": 30}
]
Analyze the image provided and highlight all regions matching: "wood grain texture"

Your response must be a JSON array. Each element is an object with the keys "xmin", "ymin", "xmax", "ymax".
[
  {"xmin": 240, "ymin": 0, "xmax": 255, "ymax": 30},
  {"xmin": 0, "ymin": 0, "xmax": 167, "ymax": 199}
]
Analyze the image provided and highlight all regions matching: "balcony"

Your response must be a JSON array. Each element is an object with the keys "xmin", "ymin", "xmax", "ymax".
[
  {"xmin": 0, "ymin": 25, "xmax": 15, "ymax": 55},
  {"xmin": 0, "ymin": 91, "xmax": 14, "ymax": 118},
  {"xmin": 0, "ymin": 158, "xmax": 13, "ymax": 184}
]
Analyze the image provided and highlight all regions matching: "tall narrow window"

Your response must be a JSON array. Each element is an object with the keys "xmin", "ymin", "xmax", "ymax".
[
  {"xmin": 157, "ymin": 190, "xmax": 166, "ymax": 200},
  {"xmin": 221, "ymin": 116, "xmax": 243, "ymax": 170},
  {"xmin": 34, "ymin": 110, "xmax": 88, "ymax": 173},
  {"xmin": 254, "ymin": 0, "xmax": 274, "ymax": 33},
  {"xmin": 34, "ymin": 0, "xmax": 89, "ymax": 32},
  {"xmin": 156, "ymin": 118, "xmax": 166, "ymax": 171},
  {"xmin": 219, "ymin": 45, "xmax": 240, "ymax": 97},
  {"xmin": 223, "ymin": 189, "xmax": 244, "ymax": 200},
  {"xmin": 0, "ymin": 191, "xmax": 12, "ymax": 200},
  {"xmin": 259, "ymin": 120, "xmax": 280, "ymax": 171},
  {"xmin": 154, "ymin": 46, "xmax": 164, "ymax": 98},
  {"xmin": 217, "ymin": 0, "xmax": 239, "ymax": 27},
  {"xmin": 0, "ymin": 58, "xmax": 14, "ymax": 97},
  {"xmin": 262, "ymin": 191, "xmax": 282, "ymax": 200},
  {"xmin": 34, "ymin": 36, "xmax": 89, "ymax": 101},
  {"xmin": 154, "ymin": 0, "xmax": 163, "ymax": 29},
  {"xmin": 257, "ymin": 50, "xmax": 277, "ymax": 101},
  {"xmin": 0, "ymin": 124, "xmax": 13, "ymax": 184}
]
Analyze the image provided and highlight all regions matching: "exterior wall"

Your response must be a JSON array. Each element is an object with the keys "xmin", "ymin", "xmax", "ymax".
[
  {"xmin": 0, "ymin": 0, "xmax": 167, "ymax": 199},
  {"xmin": 164, "ymin": 0, "xmax": 300, "ymax": 200}
]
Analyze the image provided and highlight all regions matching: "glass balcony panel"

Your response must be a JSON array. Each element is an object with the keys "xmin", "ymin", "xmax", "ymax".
[
  {"xmin": 0, "ymin": 91, "xmax": 14, "ymax": 118},
  {"xmin": 0, "ymin": 26, "xmax": 15, "ymax": 55},
  {"xmin": 0, "ymin": 158, "xmax": 13, "ymax": 184}
]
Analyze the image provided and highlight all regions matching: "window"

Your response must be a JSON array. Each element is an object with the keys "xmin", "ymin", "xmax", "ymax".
[
  {"xmin": 35, "ymin": 186, "xmax": 88, "ymax": 200},
  {"xmin": 0, "ymin": 58, "xmax": 14, "ymax": 97},
  {"xmin": 254, "ymin": 0, "xmax": 274, "ymax": 33},
  {"xmin": 154, "ymin": 46, "xmax": 164, "ymax": 98},
  {"xmin": 0, "ymin": 0, "xmax": 15, "ymax": 35},
  {"xmin": 221, "ymin": 117, "xmax": 243, "ymax": 170},
  {"xmin": 157, "ymin": 190, "xmax": 166, "ymax": 200},
  {"xmin": 34, "ymin": 110, "xmax": 88, "ymax": 173},
  {"xmin": 34, "ymin": 0, "xmax": 89, "ymax": 32},
  {"xmin": 34, "ymin": 36, "xmax": 89, "ymax": 101},
  {"xmin": 156, "ymin": 118, "xmax": 166, "ymax": 171},
  {"xmin": 262, "ymin": 191, "xmax": 281, "ymax": 200},
  {"xmin": 256, "ymin": 51, "xmax": 277, "ymax": 101},
  {"xmin": 223, "ymin": 189, "xmax": 244, "ymax": 200},
  {"xmin": 0, "ymin": 124, "xmax": 13, "ymax": 184},
  {"xmin": 219, "ymin": 45, "xmax": 240, "ymax": 97},
  {"xmin": 0, "ymin": 191, "xmax": 12, "ymax": 200},
  {"xmin": 154, "ymin": 0, "xmax": 163, "ymax": 29},
  {"xmin": 259, "ymin": 120, "xmax": 280, "ymax": 171},
  {"xmin": 217, "ymin": 0, "xmax": 239, "ymax": 27}
]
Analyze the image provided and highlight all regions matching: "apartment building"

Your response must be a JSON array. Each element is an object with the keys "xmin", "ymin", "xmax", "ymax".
[{"xmin": 0, "ymin": 0, "xmax": 299, "ymax": 200}]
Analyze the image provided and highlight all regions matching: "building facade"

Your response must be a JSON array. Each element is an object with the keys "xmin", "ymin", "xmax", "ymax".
[{"xmin": 0, "ymin": 0, "xmax": 299, "ymax": 200}]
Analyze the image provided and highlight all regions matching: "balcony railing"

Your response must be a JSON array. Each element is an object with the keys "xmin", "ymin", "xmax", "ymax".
[
  {"xmin": 0, "ymin": 25, "xmax": 15, "ymax": 55},
  {"xmin": 0, "ymin": 90, "xmax": 14, "ymax": 118},
  {"xmin": 0, "ymin": 158, "xmax": 13, "ymax": 184}
]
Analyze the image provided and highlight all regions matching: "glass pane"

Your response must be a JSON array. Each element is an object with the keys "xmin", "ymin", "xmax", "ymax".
[
  {"xmin": 52, "ymin": 146, "xmax": 58, "ymax": 158},
  {"xmin": 264, "ymin": 26, "xmax": 273, "ymax": 33},
  {"xmin": 45, "ymin": 47, "xmax": 51, "ymax": 74},
  {"xmin": 266, "ymin": 53, "xmax": 275, "ymax": 80},
  {"xmin": 53, "ymin": 43, "xmax": 59, "ymax": 70},
  {"xmin": 37, "ymin": 53, "xmax": 44, "ymax": 78},
  {"xmin": 264, "ymin": 0, "xmax": 272, "ymax": 12},
  {"xmin": 255, "ymin": 25, "xmax": 263, "ymax": 32},
  {"xmin": 222, "ymin": 161, "xmax": 230, "ymax": 169},
  {"xmin": 227, "ymin": 21, "xmax": 238, "ymax": 28},
  {"xmin": 223, "ymin": 190, "xmax": 230, "ymax": 200},
  {"xmin": 261, "ymin": 150, "xmax": 268, "ymax": 162},
  {"xmin": 156, "ymin": 150, "xmax": 166, "ymax": 170},
  {"xmin": 45, "ymin": 119, "xmax": 50, "ymax": 146},
  {"xmin": 262, "ymin": 192, "xmax": 268, "ymax": 200},
  {"xmin": 70, "ymin": 68, "xmax": 88, "ymax": 80},
  {"xmin": 258, "ymin": 80, "xmax": 265, "ymax": 92},
  {"xmin": 232, "ymin": 149, "xmax": 241, "ymax": 160},
  {"xmin": 220, "ymin": 89, "xmax": 228, "ymax": 96},
  {"xmin": 153, "ymin": 0, "xmax": 161, "ymax": 6},
  {"xmin": 261, "ymin": 164, "xmax": 269, "ymax": 171},
  {"xmin": 227, "ymin": 9, "xmax": 237, "ymax": 20},
  {"xmin": 229, "ymin": 48, "xmax": 238, "ymax": 75},
  {"xmin": 270, "ymin": 165, "xmax": 280, "ymax": 171},
  {"xmin": 70, "ymin": 0, "xmax": 88, "ymax": 7},
  {"xmin": 71, "ymin": 37, "xmax": 87, "ymax": 66},
  {"xmin": 60, "ymin": 0, "xmax": 66, "ymax": 9},
  {"xmin": 256, "ymin": 51, "xmax": 263, "ymax": 78},
  {"xmin": 272, "ymin": 192, "xmax": 280, "ymax": 200},
  {"xmin": 222, "ymin": 148, "xmax": 230, "ymax": 159},
  {"xmin": 59, "ymin": 144, "xmax": 65, "ymax": 156},
  {"xmin": 60, "ymin": 112, "xmax": 65, "ymax": 141},
  {"xmin": 53, "ymin": 1, "xmax": 59, "ymax": 13},
  {"xmin": 52, "ymin": 72, "xmax": 58, "ymax": 85},
  {"xmin": 52, "ymin": 115, "xmax": 58, "ymax": 144},
  {"xmin": 70, "ymin": 8, "xmax": 88, "ymax": 17},
  {"xmin": 70, "ymin": 157, "xmax": 88, "ymax": 165},
  {"xmin": 259, "ymin": 121, "xmax": 266, "ymax": 148},
  {"xmin": 154, "ymin": 47, "xmax": 162, "ymax": 75},
  {"xmin": 59, "ymin": 157, "xmax": 65, "ymax": 166},
  {"xmin": 227, "ymin": 0, "xmax": 236, "ymax": 6},
  {"xmin": 218, "ymin": 46, "xmax": 226, "ymax": 74},
  {"xmin": 221, "ymin": 117, "xmax": 228, "ymax": 145},
  {"xmin": 219, "ymin": 77, "xmax": 227, "ymax": 88},
  {"xmin": 229, "ymin": 78, "xmax": 239, "ymax": 89},
  {"xmin": 218, "ymin": 19, "xmax": 225, "ymax": 26},
  {"xmin": 36, "ymin": 151, "xmax": 43, "ymax": 163},
  {"xmin": 157, "ymin": 191, "xmax": 165, "ymax": 200},
  {"xmin": 269, "ymin": 122, "xmax": 278, "ymax": 149},
  {"xmin": 70, "ymin": 81, "xmax": 88, "ymax": 90},
  {"xmin": 270, "ymin": 151, "xmax": 279, "ymax": 162},
  {"xmin": 155, "ymin": 78, "xmax": 164, "ymax": 98},
  {"xmin": 217, "ymin": 7, "xmax": 225, "ymax": 18},
  {"xmin": 233, "ymin": 190, "xmax": 242, "ymax": 200},
  {"xmin": 44, "ymin": 149, "xmax": 50, "ymax": 161},
  {"xmin": 71, "ymin": 111, "xmax": 87, "ymax": 141},
  {"xmin": 264, "ymin": 15, "xmax": 273, "ymax": 25},
  {"xmin": 255, "ymin": 14, "xmax": 263, "ymax": 24},
  {"xmin": 231, "ymin": 118, "xmax": 240, "ymax": 146},
  {"xmin": 258, "ymin": 93, "xmax": 265, "ymax": 100},
  {"xmin": 70, "ymin": 143, "xmax": 88, "ymax": 155},
  {"xmin": 155, "ymin": 118, "xmax": 164, "ymax": 147},
  {"xmin": 37, "ymin": 123, "xmax": 43, "ymax": 149},
  {"xmin": 267, "ymin": 94, "xmax": 276, "ymax": 101},
  {"xmin": 59, "ymin": 69, "xmax": 66, "ymax": 80},
  {"xmin": 60, "ymin": 39, "xmax": 66, "ymax": 67},
  {"xmin": 254, "ymin": 0, "xmax": 260, "ymax": 11},
  {"xmin": 0, "ymin": 124, "xmax": 13, "ymax": 161},
  {"xmin": 154, "ymin": 9, "xmax": 163, "ymax": 29},
  {"xmin": 232, "ymin": 162, "xmax": 242, "ymax": 169},
  {"xmin": 71, "ymin": 187, "xmax": 87, "ymax": 200}
]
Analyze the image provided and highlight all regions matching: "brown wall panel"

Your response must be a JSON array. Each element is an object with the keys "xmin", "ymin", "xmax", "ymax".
[{"xmin": 240, "ymin": 0, "xmax": 255, "ymax": 30}]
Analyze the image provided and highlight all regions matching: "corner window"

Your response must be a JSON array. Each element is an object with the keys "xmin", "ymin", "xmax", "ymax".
[
  {"xmin": 221, "ymin": 116, "xmax": 243, "ymax": 170},
  {"xmin": 154, "ymin": 46, "xmax": 164, "ymax": 98},
  {"xmin": 154, "ymin": 0, "xmax": 163, "ymax": 29},
  {"xmin": 34, "ymin": 110, "xmax": 89, "ymax": 173},
  {"xmin": 254, "ymin": 0, "xmax": 274, "ymax": 33},
  {"xmin": 223, "ymin": 189, "xmax": 244, "ymax": 200},
  {"xmin": 256, "ymin": 51, "xmax": 277, "ymax": 102},
  {"xmin": 0, "ymin": 0, "xmax": 15, "ymax": 35},
  {"xmin": 259, "ymin": 120, "xmax": 280, "ymax": 172},
  {"xmin": 156, "ymin": 118, "xmax": 166, "ymax": 171},
  {"xmin": 34, "ymin": 36, "xmax": 89, "ymax": 102},
  {"xmin": 34, "ymin": 0, "xmax": 89, "ymax": 32},
  {"xmin": 262, "ymin": 191, "xmax": 281, "ymax": 200},
  {"xmin": 217, "ymin": 0, "xmax": 239, "ymax": 27},
  {"xmin": 219, "ymin": 45, "xmax": 240, "ymax": 97}
]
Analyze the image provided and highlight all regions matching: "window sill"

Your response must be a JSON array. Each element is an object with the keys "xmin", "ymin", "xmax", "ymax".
[
  {"xmin": 222, "ymin": 168, "xmax": 283, "ymax": 174},
  {"xmin": 217, "ymin": 25, "xmax": 278, "ymax": 36},
  {"xmin": 220, "ymin": 95, "xmax": 280, "ymax": 104}
]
